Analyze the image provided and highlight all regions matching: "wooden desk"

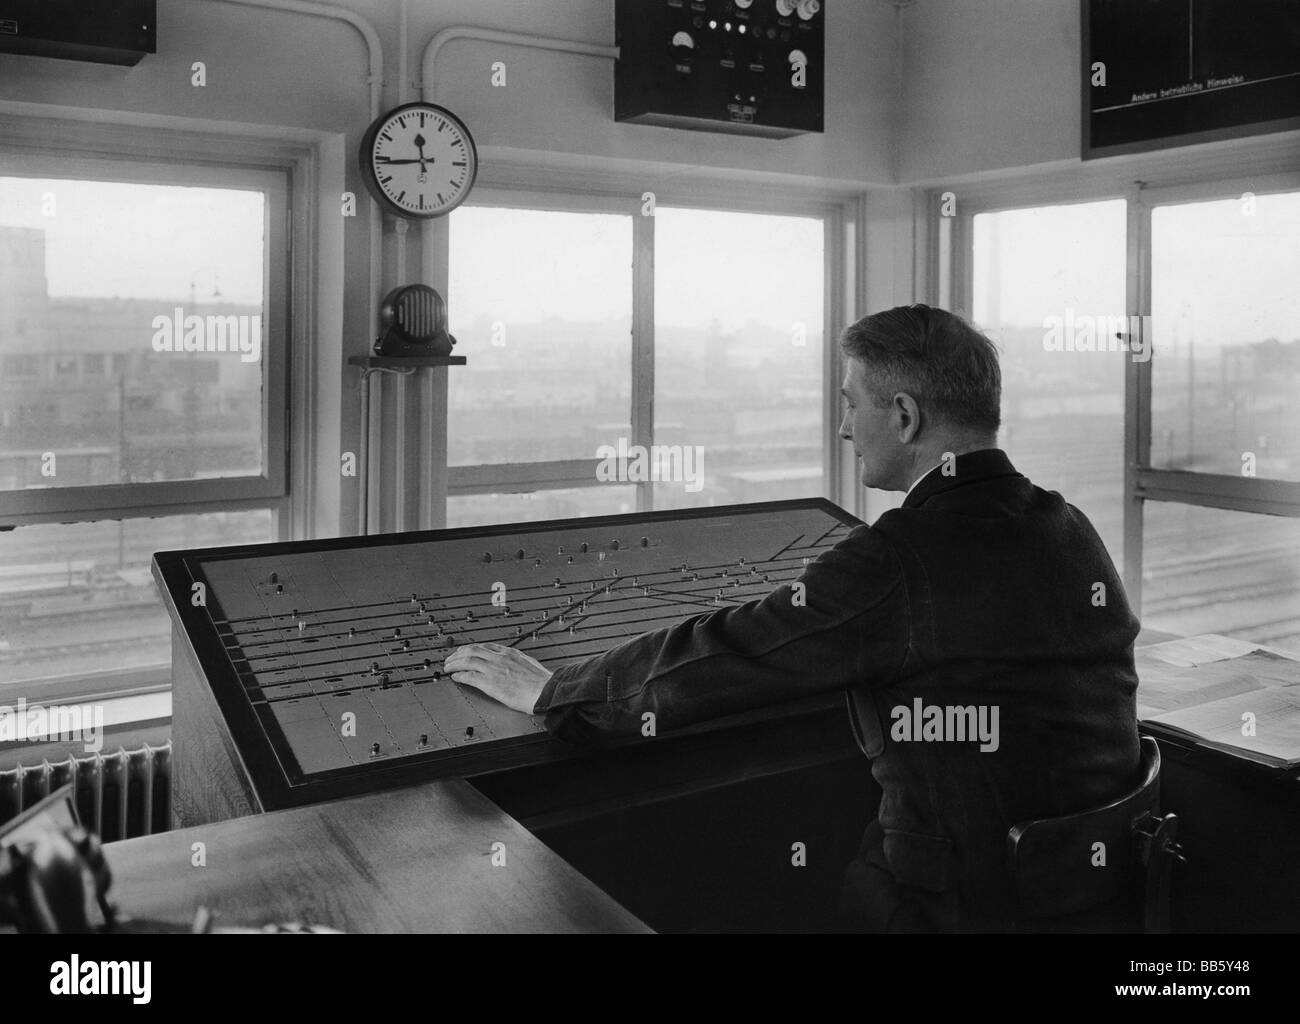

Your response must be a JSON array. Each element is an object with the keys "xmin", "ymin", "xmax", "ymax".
[
  {"xmin": 103, "ymin": 777, "xmax": 650, "ymax": 933},
  {"xmin": 1136, "ymin": 634, "xmax": 1300, "ymax": 931}
]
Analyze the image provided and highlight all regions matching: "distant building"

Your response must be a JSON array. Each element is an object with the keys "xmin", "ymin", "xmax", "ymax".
[{"xmin": 0, "ymin": 225, "xmax": 262, "ymax": 488}]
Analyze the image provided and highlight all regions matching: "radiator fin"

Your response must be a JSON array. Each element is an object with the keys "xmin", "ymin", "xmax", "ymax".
[{"xmin": 0, "ymin": 743, "xmax": 172, "ymax": 842}]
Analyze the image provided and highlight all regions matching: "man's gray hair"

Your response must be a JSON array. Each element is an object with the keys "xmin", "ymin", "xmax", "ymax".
[{"xmin": 839, "ymin": 304, "xmax": 1002, "ymax": 433}]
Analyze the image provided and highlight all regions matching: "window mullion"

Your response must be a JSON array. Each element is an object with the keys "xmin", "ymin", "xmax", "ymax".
[
  {"xmin": 631, "ymin": 202, "xmax": 655, "ymax": 514},
  {"xmin": 1123, "ymin": 183, "xmax": 1152, "ymax": 615}
]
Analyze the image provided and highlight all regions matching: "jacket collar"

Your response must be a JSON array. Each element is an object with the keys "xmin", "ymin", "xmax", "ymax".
[{"xmin": 901, "ymin": 448, "xmax": 1022, "ymax": 509}]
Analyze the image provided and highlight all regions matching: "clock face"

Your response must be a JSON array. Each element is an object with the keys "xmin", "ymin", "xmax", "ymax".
[{"xmin": 360, "ymin": 103, "xmax": 478, "ymax": 219}]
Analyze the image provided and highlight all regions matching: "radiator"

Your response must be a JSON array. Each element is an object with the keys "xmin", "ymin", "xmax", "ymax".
[{"xmin": 0, "ymin": 743, "xmax": 171, "ymax": 843}]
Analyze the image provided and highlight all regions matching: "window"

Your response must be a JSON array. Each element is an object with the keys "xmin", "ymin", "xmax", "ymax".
[
  {"xmin": 447, "ymin": 204, "xmax": 633, "ymax": 468},
  {"xmin": 0, "ymin": 148, "xmax": 291, "ymax": 702},
  {"xmin": 447, "ymin": 193, "xmax": 830, "ymax": 526},
  {"xmin": 1133, "ymin": 180, "xmax": 1300, "ymax": 645},
  {"xmin": 0, "ymin": 173, "xmax": 281, "ymax": 503},
  {"xmin": 970, "ymin": 199, "xmax": 1128, "ymax": 563},
  {"xmin": 1149, "ymin": 191, "xmax": 1300, "ymax": 480},
  {"xmin": 956, "ymin": 172, "xmax": 1300, "ymax": 647},
  {"xmin": 653, "ymin": 207, "xmax": 825, "ymax": 511}
]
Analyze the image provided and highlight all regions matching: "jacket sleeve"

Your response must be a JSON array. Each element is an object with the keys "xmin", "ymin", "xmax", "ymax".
[{"xmin": 531, "ymin": 524, "xmax": 910, "ymax": 744}]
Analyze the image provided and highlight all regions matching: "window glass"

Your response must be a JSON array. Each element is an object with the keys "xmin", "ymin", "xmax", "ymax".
[
  {"xmin": 446, "ymin": 486, "xmax": 637, "ymax": 528},
  {"xmin": 1150, "ymin": 191, "xmax": 1300, "ymax": 480},
  {"xmin": 971, "ymin": 199, "xmax": 1128, "ymax": 564},
  {"xmin": 0, "ymin": 510, "xmax": 275, "ymax": 694},
  {"xmin": 447, "ymin": 206, "xmax": 633, "ymax": 467},
  {"xmin": 1142, "ymin": 503, "xmax": 1300, "ymax": 650},
  {"xmin": 653, "ymin": 207, "xmax": 825, "ymax": 510},
  {"xmin": 0, "ymin": 177, "xmax": 267, "ymax": 491}
]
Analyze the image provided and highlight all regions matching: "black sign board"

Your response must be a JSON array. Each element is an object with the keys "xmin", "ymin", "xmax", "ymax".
[{"xmin": 1083, "ymin": 0, "xmax": 1300, "ymax": 159}]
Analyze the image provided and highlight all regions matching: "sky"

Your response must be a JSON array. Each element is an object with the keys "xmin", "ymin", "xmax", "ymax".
[
  {"xmin": 0, "ymin": 177, "xmax": 265, "ymax": 304},
  {"xmin": 4, "ymin": 177, "xmax": 1297, "ymax": 349},
  {"xmin": 449, "ymin": 204, "xmax": 825, "ymax": 331},
  {"xmin": 2, "ymin": 180, "xmax": 826, "ymax": 333},
  {"xmin": 972, "ymin": 194, "xmax": 1300, "ymax": 348}
]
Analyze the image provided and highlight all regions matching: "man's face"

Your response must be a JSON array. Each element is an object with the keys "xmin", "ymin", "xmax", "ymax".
[{"xmin": 839, "ymin": 358, "xmax": 909, "ymax": 491}]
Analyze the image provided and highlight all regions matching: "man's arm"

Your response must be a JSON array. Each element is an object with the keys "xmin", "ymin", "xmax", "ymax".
[{"xmin": 455, "ymin": 524, "xmax": 910, "ymax": 744}]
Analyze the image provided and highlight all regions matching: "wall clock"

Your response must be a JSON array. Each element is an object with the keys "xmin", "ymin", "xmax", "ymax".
[{"xmin": 358, "ymin": 102, "xmax": 479, "ymax": 219}]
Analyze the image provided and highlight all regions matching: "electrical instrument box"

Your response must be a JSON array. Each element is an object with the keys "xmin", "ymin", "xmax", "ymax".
[
  {"xmin": 0, "ymin": 1, "xmax": 156, "ymax": 66},
  {"xmin": 614, "ymin": 0, "xmax": 825, "ymax": 138}
]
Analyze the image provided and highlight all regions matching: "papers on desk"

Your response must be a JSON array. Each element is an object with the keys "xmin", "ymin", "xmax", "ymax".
[
  {"xmin": 1136, "ymin": 640, "xmax": 1300, "ymax": 769},
  {"xmin": 1139, "ymin": 633, "xmax": 1267, "ymax": 668}
]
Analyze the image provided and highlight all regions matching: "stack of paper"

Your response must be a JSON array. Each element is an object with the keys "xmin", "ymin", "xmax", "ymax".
[{"xmin": 1136, "ymin": 640, "xmax": 1300, "ymax": 769}]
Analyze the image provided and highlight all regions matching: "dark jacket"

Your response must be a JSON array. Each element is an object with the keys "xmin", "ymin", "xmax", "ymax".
[{"xmin": 532, "ymin": 449, "xmax": 1142, "ymax": 930}]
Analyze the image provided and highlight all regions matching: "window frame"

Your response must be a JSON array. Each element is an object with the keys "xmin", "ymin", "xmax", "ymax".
[
  {"xmin": 445, "ymin": 186, "xmax": 843, "ymax": 515},
  {"xmin": 0, "ymin": 111, "xmax": 313, "ymax": 707},
  {"xmin": 934, "ymin": 142, "xmax": 1300, "ymax": 616},
  {"xmin": 0, "ymin": 149, "xmax": 291, "ymax": 525}
]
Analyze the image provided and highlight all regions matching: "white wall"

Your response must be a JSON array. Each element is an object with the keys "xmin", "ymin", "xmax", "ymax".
[{"xmin": 898, "ymin": 0, "xmax": 1080, "ymax": 183}]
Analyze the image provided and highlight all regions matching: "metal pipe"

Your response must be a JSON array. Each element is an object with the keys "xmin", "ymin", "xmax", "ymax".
[{"xmin": 421, "ymin": 27, "xmax": 619, "ymax": 102}]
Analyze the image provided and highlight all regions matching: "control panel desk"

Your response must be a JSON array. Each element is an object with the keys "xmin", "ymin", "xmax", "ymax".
[
  {"xmin": 150, "ymin": 500, "xmax": 875, "ymax": 932},
  {"xmin": 151, "ymin": 499, "xmax": 862, "ymax": 824}
]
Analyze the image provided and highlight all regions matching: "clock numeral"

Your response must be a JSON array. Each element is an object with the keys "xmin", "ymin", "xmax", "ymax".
[{"xmin": 397, "ymin": 190, "xmax": 406, "ymax": 203}]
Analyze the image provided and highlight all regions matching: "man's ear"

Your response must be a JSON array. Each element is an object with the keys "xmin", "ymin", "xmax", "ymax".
[{"xmin": 892, "ymin": 393, "xmax": 922, "ymax": 444}]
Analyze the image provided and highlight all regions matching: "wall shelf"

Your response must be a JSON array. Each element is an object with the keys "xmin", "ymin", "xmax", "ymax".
[{"xmin": 347, "ymin": 355, "xmax": 467, "ymax": 369}]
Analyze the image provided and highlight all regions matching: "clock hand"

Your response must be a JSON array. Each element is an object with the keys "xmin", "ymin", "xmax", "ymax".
[
  {"xmin": 375, "ymin": 158, "xmax": 426, "ymax": 165},
  {"xmin": 413, "ymin": 133, "xmax": 431, "ymax": 172}
]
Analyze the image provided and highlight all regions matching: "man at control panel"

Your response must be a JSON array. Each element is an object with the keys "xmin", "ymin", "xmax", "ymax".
[{"xmin": 448, "ymin": 303, "xmax": 1142, "ymax": 933}]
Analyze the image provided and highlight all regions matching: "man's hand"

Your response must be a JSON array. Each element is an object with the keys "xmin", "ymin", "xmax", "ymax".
[{"xmin": 444, "ymin": 642, "xmax": 553, "ymax": 715}]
